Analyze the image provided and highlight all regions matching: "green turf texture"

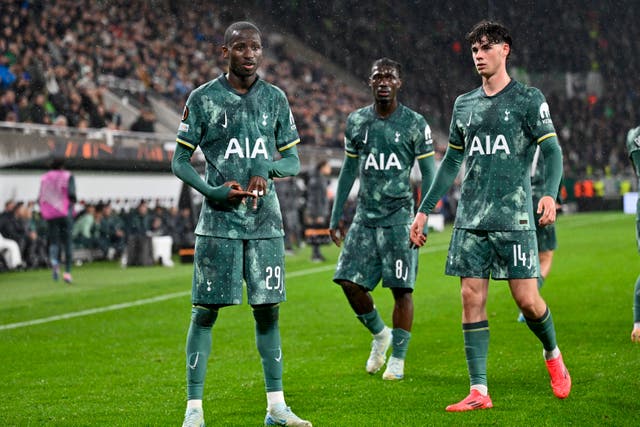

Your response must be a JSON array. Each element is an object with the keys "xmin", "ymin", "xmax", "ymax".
[{"xmin": 0, "ymin": 212, "xmax": 638, "ymax": 426}]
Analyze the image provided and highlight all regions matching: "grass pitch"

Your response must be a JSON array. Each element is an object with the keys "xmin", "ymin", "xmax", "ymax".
[{"xmin": 0, "ymin": 211, "xmax": 638, "ymax": 426}]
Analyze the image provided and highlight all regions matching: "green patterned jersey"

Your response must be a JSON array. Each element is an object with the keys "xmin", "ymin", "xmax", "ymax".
[
  {"xmin": 626, "ymin": 126, "xmax": 640, "ymax": 176},
  {"xmin": 626, "ymin": 126, "xmax": 640, "ymax": 221},
  {"xmin": 176, "ymin": 74, "xmax": 300, "ymax": 239},
  {"xmin": 449, "ymin": 80, "xmax": 557, "ymax": 230},
  {"xmin": 345, "ymin": 103, "xmax": 434, "ymax": 226}
]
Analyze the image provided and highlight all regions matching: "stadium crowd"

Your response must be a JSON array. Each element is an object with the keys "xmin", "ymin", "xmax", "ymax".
[
  {"xmin": 0, "ymin": 0, "xmax": 367, "ymax": 147},
  {"xmin": 0, "ymin": 197, "xmax": 198, "ymax": 271},
  {"xmin": 2, "ymin": 0, "xmax": 638, "ymax": 173},
  {"xmin": 268, "ymin": 0, "xmax": 640, "ymax": 178}
]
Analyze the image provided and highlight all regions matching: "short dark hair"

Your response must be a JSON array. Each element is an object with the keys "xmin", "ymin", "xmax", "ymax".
[
  {"xmin": 223, "ymin": 21, "xmax": 261, "ymax": 46},
  {"xmin": 371, "ymin": 58, "xmax": 402, "ymax": 79},
  {"xmin": 466, "ymin": 20, "xmax": 512, "ymax": 53},
  {"xmin": 51, "ymin": 158, "xmax": 65, "ymax": 169}
]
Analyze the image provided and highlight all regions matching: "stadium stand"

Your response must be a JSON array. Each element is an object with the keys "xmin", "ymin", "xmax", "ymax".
[{"xmin": 258, "ymin": 0, "xmax": 639, "ymax": 181}]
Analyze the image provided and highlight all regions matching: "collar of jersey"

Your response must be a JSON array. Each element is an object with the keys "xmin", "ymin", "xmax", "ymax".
[
  {"xmin": 220, "ymin": 73, "xmax": 261, "ymax": 96},
  {"xmin": 480, "ymin": 78, "xmax": 516, "ymax": 99}
]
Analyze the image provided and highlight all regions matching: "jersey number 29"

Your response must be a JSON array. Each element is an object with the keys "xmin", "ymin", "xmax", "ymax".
[{"xmin": 265, "ymin": 266, "xmax": 283, "ymax": 293}]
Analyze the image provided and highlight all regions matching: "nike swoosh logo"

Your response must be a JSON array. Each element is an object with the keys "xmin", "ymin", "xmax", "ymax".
[
  {"xmin": 274, "ymin": 348, "xmax": 282, "ymax": 362},
  {"xmin": 221, "ymin": 111, "xmax": 228, "ymax": 128},
  {"xmin": 466, "ymin": 112, "xmax": 472, "ymax": 126},
  {"xmin": 188, "ymin": 352, "xmax": 199, "ymax": 369}
]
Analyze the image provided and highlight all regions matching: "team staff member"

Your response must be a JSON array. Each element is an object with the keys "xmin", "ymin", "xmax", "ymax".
[
  {"xmin": 39, "ymin": 158, "xmax": 76, "ymax": 283},
  {"xmin": 172, "ymin": 21, "xmax": 311, "ymax": 427}
]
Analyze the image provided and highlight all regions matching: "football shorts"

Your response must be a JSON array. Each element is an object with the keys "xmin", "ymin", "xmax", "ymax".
[
  {"xmin": 192, "ymin": 235, "xmax": 286, "ymax": 305},
  {"xmin": 333, "ymin": 222, "xmax": 417, "ymax": 290},
  {"xmin": 445, "ymin": 228, "xmax": 540, "ymax": 280}
]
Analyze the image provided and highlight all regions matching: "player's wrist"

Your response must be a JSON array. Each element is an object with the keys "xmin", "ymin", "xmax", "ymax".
[
  {"xmin": 208, "ymin": 184, "xmax": 232, "ymax": 201},
  {"xmin": 251, "ymin": 160, "xmax": 271, "ymax": 180}
]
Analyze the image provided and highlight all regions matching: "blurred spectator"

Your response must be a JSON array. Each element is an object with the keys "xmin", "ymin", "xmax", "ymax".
[
  {"xmin": 0, "ymin": 201, "xmax": 22, "ymax": 249},
  {"xmin": 123, "ymin": 200, "xmax": 153, "ymax": 266},
  {"xmin": 0, "ymin": 232, "xmax": 23, "ymax": 270},
  {"xmin": 172, "ymin": 206, "xmax": 196, "ymax": 251},
  {"xmin": 0, "ymin": 200, "xmax": 24, "ymax": 270},
  {"xmin": 304, "ymin": 159, "xmax": 332, "ymax": 262},
  {"xmin": 129, "ymin": 109, "xmax": 155, "ymax": 133},
  {"xmin": 72, "ymin": 203, "xmax": 97, "ymax": 249},
  {"xmin": 95, "ymin": 202, "xmax": 126, "ymax": 260},
  {"xmin": 126, "ymin": 200, "xmax": 151, "ymax": 237},
  {"xmin": 0, "ymin": 89, "xmax": 18, "ymax": 120},
  {"xmin": 275, "ymin": 176, "xmax": 303, "ymax": 254}
]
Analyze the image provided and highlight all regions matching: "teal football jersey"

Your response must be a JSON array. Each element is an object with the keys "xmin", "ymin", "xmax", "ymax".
[
  {"xmin": 344, "ymin": 104, "xmax": 434, "ymax": 226},
  {"xmin": 626, "ymin": 126, "xmax": 640, "ymax": 176},
  {"xmin": 176, "ymin": 75, "xmax": 300, "ymax": 239},
  {"xmin": 626, "ymin": 126, "xmax": 640, "ymax": 218},
  {"xmin": 448, "ymin": 80, "xmax": 557, "ymax": 230}
]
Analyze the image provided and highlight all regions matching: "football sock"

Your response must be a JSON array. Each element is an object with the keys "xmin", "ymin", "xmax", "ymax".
[
  {"xmin": 186, "ymin": 306, "xmax": 218, "ymax": 400},
  {"xmin": 463, "ymin": 321, "xmax": 489, "ymax": 388},
  {"xmin": 634, "ymin": 274, "xmax": 640, "ymax": 323},
  {"xmin": 390, "ymin": 328, "xmax": 411, "ymax": 359},
  {"xmin": 253, "ymin": 304, "xmax": 283, "ymax": 392},
  {"xmin": 267, "ymin": 391, "xmax": 285, "ymax": 410},
  {"xmin": 544, "ymin": 346, "xmax": 561, "ymax": 360},
  {"xmin": 524, "ymin": 307, "xmax": 557, "ymax": 352},
  {"xmin": 470, "ymin": 384, "xmax": 489, "ymax": 396},
  {"xmin": 187, "ymin": 399, "xmax": 202, "ymax": 410},
  {"xmin": 356, "ymin": 308, "xmax": 386, "ymax": 335}
]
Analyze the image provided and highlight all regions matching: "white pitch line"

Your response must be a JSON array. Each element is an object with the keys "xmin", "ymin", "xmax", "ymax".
[
  {"xmin": 0, "ymin": 291, "xmax": 190, "ymax": 331},
  {"xmin": 0, "ymin": 243, "xmax": 450, "ymax": 331}
]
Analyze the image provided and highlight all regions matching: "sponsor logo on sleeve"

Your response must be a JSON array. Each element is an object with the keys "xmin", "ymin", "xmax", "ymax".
[
  {"xmin": 289, "ymin": 109, "xmax": 297, "ymax": 130},
  {"xmin": 539, "ymin": 102, "xmax": 552, "ymax": 124},
  {"xmin": 424, "ymin": 124, "xmax": 432, "ymax": 145}
]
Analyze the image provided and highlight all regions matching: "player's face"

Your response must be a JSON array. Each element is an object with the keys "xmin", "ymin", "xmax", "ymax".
[
  {"xmin": 471, "ymin": 36, "xmax": 509, "ymax": 78},
  {"xmin": 223, "ymin": 29, "xmax": 263, "ymax": 78},
  {"xmin": 369, "ymin": 65, "xmax": 402, "ymax": 104}
]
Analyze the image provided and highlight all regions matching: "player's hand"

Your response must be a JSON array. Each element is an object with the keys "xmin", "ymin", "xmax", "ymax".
[
  {"xmin": 224, "ymin": 181, "xmax": 256, "ymax": 204},
  {"xmin": 410, "ymin": 212, "xmax": 428, "ymax": 248},
  {"xmin": 329, "ymin": 225, "xmax": 346, "ymax": 247},
  {"xmin": 246, "ymin": 176, "xmax": 267, "ymax": 209},
  {"xmin": 537, "ymin": 196, "xmax": 557, "ymax": 227}
]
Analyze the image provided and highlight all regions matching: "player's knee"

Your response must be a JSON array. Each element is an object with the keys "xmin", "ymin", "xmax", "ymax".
[
  {"xmin": 460, "ymin": 285, "xmax": 484, "ymax": 304},
  {"xmin": 252, "ymin": 303, "xmax": 279, "ymax": 326},
  {"xmin": 392, "ymin": 287, "xmax": 413, "ymax": 301},
  {"xmin": 516, "ymin": 295, "xmax": 543, "ymax": 316},
  {"xmin": 191, "ymin": 305, "xmax": 219, "ymax": 327},
  {"xmin": 340, "ymin": 280, "xmax": 365, "ymax": 298}
]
